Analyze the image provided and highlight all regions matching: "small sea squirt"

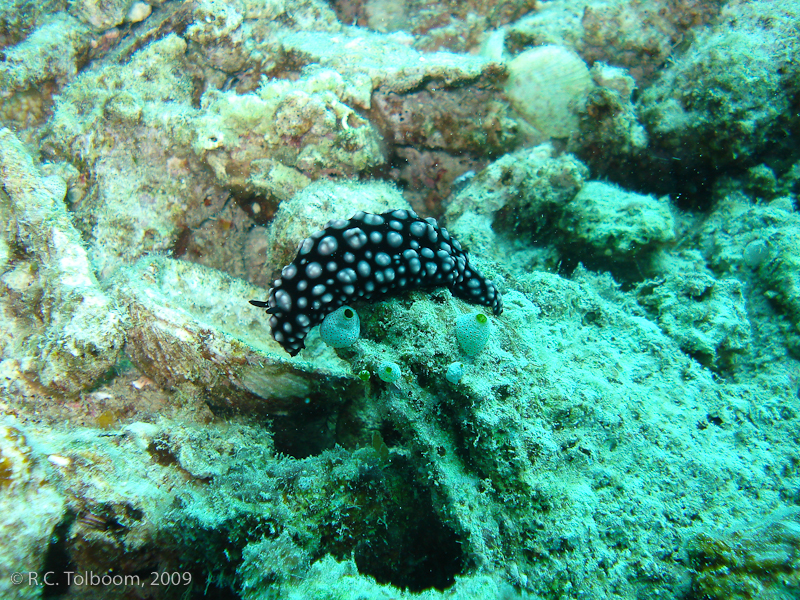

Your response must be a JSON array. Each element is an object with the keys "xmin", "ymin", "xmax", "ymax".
[
  {"xmin": 455, "ymin": 312, "xmax": 491, "ymax": 356},
  {"xmin": 250, "ymin": 209, "xmax": 503, "ymax": 356}
]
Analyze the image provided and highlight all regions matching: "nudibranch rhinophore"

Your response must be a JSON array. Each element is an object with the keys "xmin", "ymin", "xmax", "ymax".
[{"xmin": 250, "ymin": 209, "xmax": 503, "ymax": 356}]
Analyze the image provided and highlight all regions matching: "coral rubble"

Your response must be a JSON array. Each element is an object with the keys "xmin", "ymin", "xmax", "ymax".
[{"xmin": 0, "ymin": 129, "xmax": 125, "ymax": 395}]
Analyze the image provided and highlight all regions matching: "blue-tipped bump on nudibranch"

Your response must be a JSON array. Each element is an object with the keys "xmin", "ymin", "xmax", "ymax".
[{"xmin": 250, "ymin": 209, "xmax": 503, "ymax": 356}]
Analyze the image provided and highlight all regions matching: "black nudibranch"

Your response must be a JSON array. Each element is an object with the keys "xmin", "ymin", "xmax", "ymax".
[{"xmin": 250, "ymin": 209, "xmax": 502, "ymax": 356}]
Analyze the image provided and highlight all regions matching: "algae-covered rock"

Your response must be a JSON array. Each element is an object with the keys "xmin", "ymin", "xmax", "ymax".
[
  {"xmin": 505, "ymin": 0, "xmax": 725, "ymax": 86},
  {"xmin": 445, "ymin": 147, "xmax": 674, "ymax": 272},
  {"xmin": 2, "ymin": 2, "xmax": 800, "ymax": 599},
  {"xmin": 326, "ymin": 267, "xmax": 778, "ymax": 596},
  {"xmin": 187, "ymin": 0, "xmax": 342, "ymax": 78},
  {"xmin": 687, "ymin": 507, "xmax": 800, "ymax": 600},
  {"xmin": 277, "ymin": 27, "xmax": 516, "ymax": 204},
  {"xmin": 0, "ymin": 424, "xmax": 65, "ymax": 600},
  {"xmin": 694, "ymin": 192, "xmax": 800, "ymax": 354},
  {"xmin": 636, "ymin": 271, "xmax": 751, "ymax": 369},
  {"xmin": 576, "ymin": 62, "xmax": 649, "ymax": 175},
  {"xmin": 69, "ymin": 0, "xmax": 141, "ymax": 30},
  {"xmin": 277, "ymin": 555, "xmax": 521, "ymax": 600},
  {"xmin": 278, "ymin": 27, "xmax": 504, "ymax": 101},
  {"xmin": 445, "ymin": 143, "xmax": 589, "ymax": 236},
  {"xmin": 639, "ymin": 0, "xmax": 800, "ymax": 172},
  {"xmin": 0, "ymin": 13, "xmax": 91, "ymax": 93},
  {"xmin": 113, "ymin": 256, "xmax": 361, "ymax": 413},
  {"xmin": 45, "ymin": 33, "xmax": 204, "ymax": 278},
  {"xmin": 329, "ymin": 0, "xmax": 532, "ymax": 54},
  {"xmin": 559, "ymin": 180, "xmax": 676, "ymax": 258},
  {"xmin": 193, "ymin": 67, "xmax": 386, "ymax": 199},
  {"xmin": 0, "ymin": 128, "xmax": 125, "ymax": 395}
]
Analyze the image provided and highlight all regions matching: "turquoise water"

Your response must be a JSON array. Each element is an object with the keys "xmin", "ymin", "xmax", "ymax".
[{"xmin": 0, "ymin": 1, "xmax": 798, "ymax": 598}]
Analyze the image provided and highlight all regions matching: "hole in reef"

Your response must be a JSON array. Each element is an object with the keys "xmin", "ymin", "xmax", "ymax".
[
  {"xmin": 42, "ymin": 514, "xmax": 76, "ymax": 597},
  {"xmin": 353, "ymin": 508, "xmax": 464, "ymax": 592},
  {"xmin": 345, "ymin": 454, "xmax": 465, "ymax": 592},
  {"xmin": 203, "ymin": 387, "xmax": 346, "ymax": 460},
  {"xmin": 270, "ymin": 406, "xmax": 338, "ymax": 459},
  {"xmin": 231, "ymin": 190, "xmax": 279, "ymax": 226}
]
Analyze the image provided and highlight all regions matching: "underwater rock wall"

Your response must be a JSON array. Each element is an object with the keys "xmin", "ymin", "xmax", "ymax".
[
  {"xmin": 1, "ymin": 0, "xmax": 799, "ymax": 599},
  {"xmin": 0, "ymin": 130, "xmax": 125, "ymax": 395}
]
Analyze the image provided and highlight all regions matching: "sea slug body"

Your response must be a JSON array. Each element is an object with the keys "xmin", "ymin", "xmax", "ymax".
[{"xmin": 251, "ymin": 209, "xmax": 503, "ymax": 356}]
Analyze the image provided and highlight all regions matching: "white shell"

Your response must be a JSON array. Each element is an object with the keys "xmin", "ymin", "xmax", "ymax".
[
  {"xmin": 126, "ymin": 2, "xmax": 152, "ymax": 23},
  {"xmin": 505, "ymin": 45, "xmax": 593, "ymax": 142}
]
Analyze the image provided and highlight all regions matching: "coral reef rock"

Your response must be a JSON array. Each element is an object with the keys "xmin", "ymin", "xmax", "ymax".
[
  {"xmin": 639, "ymin": 0, "xmax": 800, "ymax": 172},
  {"xmin": 0, "ymin": 128, "xmax": 125, "ymax": 395}
]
